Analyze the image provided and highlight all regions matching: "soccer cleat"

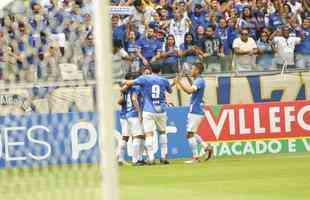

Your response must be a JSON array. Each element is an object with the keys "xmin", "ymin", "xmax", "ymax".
[
  {"xmin": 138, "ymin": 160, "xmax": 147, "ymax": 165},
  {"xmin": 185, "ymin": 157, "xmax": 200, "ymax": 164},
  {"xmin": 132, "ymin": 161, "xmax": 145, "ymax": 166},
  {"xmin": 205, "ymin": 147, "xmax": 213, "ymax": 161},
  {"xmin": 147, "ymin": 160, "xmax": 156, "ymax": 166},
  {"xmin": 160, "ymin": 159, "xmax": 170, "ymax": 165},
  {"xmin": 118, "ymin": 161, "xmax": 130, "ymax": 166}
]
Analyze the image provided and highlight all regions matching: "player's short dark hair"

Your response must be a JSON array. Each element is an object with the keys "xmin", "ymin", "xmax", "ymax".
[
  {"xmin": 125, "ymin": 72, "xmax": 142, "ymax": 80},
  {"xmin": 143, "ymin": 66, "xmax": 152, "ymax": 72},
  {"xmin": 193, "ymin": 63, "xmax": 204, "ymax": 74},
  {"xmin": 150, "ymin": 64, "xmax": 161, "ymax": 74},
  {"xmin": 131, "ymin": 72, "xmax": 142, "ymax": 79}
]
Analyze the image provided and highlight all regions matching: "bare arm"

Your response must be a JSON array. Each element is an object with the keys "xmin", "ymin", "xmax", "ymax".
[
  {"xmin": 131, "ymin": 93, "xmax": 141, "ymax": 114},
  {"xmin": 123, "ymin": 80, "xmax": 135, "ymax": 87},
  {"xmin": 117, "ymin": 95, "xmax": 125, "ymax": 106},
  {"xmin": 176, "ymin": 78, "xmax": 196, "ymax": 94}
]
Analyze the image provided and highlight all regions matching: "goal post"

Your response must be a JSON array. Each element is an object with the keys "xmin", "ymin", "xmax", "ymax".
[
  {"xmin": 94, "ymin": 0, "xmax": 119, "ymax": 199},
  {"xmin": 0, "ymin": 0, "xmax": 12, "ymax": 10}
]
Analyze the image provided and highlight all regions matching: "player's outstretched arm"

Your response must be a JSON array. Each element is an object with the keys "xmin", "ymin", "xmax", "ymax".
[
  {"xmin": 122, "ymin": 80, "xmax": 135, "ymax": 87},
  {"xmin": 176, "ymin": 78, "xmax": 196, "ymax": 94}
]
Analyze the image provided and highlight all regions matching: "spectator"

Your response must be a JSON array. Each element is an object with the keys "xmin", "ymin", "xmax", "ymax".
[
  {"xmin": 177, "ymin": 0, "xmax": 189, "ymax": 19},
  {"xmin": 194, "ymin": 25, "xmax": 205, "ymax": 49},
  {"xmin": 128, "ymin": 0, "xmax": 154, "ymax": 34},
  {"xmin": 200, "ymin": 25, "xmax": 224, "ymax": 72},
  {"xmin": 237, "ymin": 6, "xmax": 258, "ymax": 39},
  {"xmin": 256, "ymin": 29, "xmax": 274, "ymax": 70},
  {"xmin": 188, "ymin": 4, "xmax": 208, "ymax": 32},
  {"xmin": 295, "ymin": 18, "xmax": 310, "ymax": 69},
  {"xmin": 286, "ymin": 14, "xmax": 300, "ymax": 36},
  {"xmin": 112, "ymin": 40, "xmax": 130, "ymax": 83},
  {"xmin": 255, "ymin": 11, "xmax": 268, "ymax": 31},
  {"xmin": 152, "ymin": 34, "xmax": 179, "ymax": 74},
  {"xmin": 136, "ymin": 27, "xmax": 162, "ymax": 66},
  {"xmin": 215, "ymin": 18, "xmax": 236, "ymax": 71},
  {"xmin": 81, "ymin": 32, "xmax": 95, "ymax": 79},
  {"xmin": 148, "ymin": 12, "xmax": 162, "ymax": 32},
  {"xmin": 180, "ymin": 32, "xmax": 200, "ymax": 71},
  {"xmin": 42, "ymin": 41, "xmax": 62, "ymax": 81},
  {"xmin": 169, "ymin": 9, "xmax": 191, "ymax": 48},
  {"xmin": 233, "ymin": 28, "xmax": 257, "ymax": 71},
  {"xmin": 158, "ymin": 8, "xmax": 170, "ymax": 31},
  {"xmin": 271, "ymin": 26, "xmax": 302, "ymax": 69},
  {"xmin": 2, "ymin": 45, "xmax": 19, "ymax": 82},
  {"xmin": 112, "ymin": 15, "xmax": 125, "ymax": 45},
  {"xmin": 207, "ymin": 0, "xmax": 222, "ymax": 20},
  {"xmin": 125, "ymin": 30, "xmax": 143, "ymax": 73},
  {"xmin": 287, "ymin": 0, "xmax": 303, "ymax": 24},
  {"xmin": 268, "ymin": 0, "xmax": 284, "ymax": 30}
]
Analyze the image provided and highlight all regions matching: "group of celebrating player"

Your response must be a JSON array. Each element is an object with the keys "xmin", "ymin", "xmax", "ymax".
[{"xmin": 118, "ymin": 63, "xmax": 213, "ymax": 166}]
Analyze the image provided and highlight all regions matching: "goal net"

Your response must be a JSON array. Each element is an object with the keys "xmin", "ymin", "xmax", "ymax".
[{"xmin": 0, "ymin": 0, "xmax": 117, "ymax": 200}]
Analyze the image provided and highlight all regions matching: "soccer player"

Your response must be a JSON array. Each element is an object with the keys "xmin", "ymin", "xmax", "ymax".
[
  {"xmin": 175, "ymin": 63, "xmax": 212, "ymax": 163},
  {"xmin": 117, "ymin": 87, "xmax": 130, "ymax": 166},
  {"xmin": 118, "ymin": 73, "xmax": 145, "ymax": 166},
  {"xmin": 123, "ymin": 65, "xmax": 173, "ymax": 165}
]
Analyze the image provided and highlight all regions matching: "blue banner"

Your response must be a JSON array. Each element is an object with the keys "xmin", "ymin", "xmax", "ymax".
[
  {"xmin": 0, "ymin": 108, "xmax": 191, "ymax": 168},
  {"xmin": 0, "ymin": 112, "xmax": 99, "ymax": 168}
]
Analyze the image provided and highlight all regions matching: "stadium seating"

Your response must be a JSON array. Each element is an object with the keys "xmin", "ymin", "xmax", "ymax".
[{"xmin": 0, "ymin": 0, "xmax": 309, "ymax": 116}]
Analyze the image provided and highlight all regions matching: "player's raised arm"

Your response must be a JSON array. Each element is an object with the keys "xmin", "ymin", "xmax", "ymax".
[
  {"xmin": 176, "ymin": 79, "xmax": 196, "ymax": 94},
  {"xmin": 176, "ymin": 63, "xmax": 204, "ymax": 94},
  {"xmin": 122, "ymin": 80, "xmax": 134, "ymax": 87},
  {"xmin": 123, "ymin": 75, "xmax": 145, "ymax": 87}
]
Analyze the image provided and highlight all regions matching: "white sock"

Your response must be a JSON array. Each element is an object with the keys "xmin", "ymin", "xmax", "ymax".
[
  {"xmin": 145, "ymin": 136, "xmax": 154, "ymax": 162},
  {"xmin": 195, "ymin": 134, "xmax": 208, "ymax": 149},
  {"xmin": 138, "ymin": 139, "xmax": 144, "ymax": 161},
  {"xmin": 188, "ymin": 137, "xmax": 198, "ymax": 158},
  {"xmin": 144, "ymin": 145, "xmax": 148, "ymax": 161},
  {"xmin": 118, "ymin": 140, "xmax": 127, "ymax": 162},
  {"xmin": 159, "ymin": 134, "xmax": 168, "ymax": 159},
  {"xmin": 132, "ymin": 138, "xmax": 141, "ymax": 163}
]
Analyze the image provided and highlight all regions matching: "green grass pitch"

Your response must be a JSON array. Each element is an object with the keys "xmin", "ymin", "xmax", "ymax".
[{"xmin": 0, "ymin": 153, "xmax": 309, "ymax": 200}]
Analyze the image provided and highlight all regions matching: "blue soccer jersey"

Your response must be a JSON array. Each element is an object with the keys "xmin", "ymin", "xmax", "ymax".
[
  {"xmin": 189, "ymin": 77, "xmax": 205, "ymax": 115},
  {"xmin": 124, "ymin": 86, "xmax": 143, "ymax": 118},
  {"xmin": 133, "ymin": 74, "xmax": 170, "ymax": 113}
]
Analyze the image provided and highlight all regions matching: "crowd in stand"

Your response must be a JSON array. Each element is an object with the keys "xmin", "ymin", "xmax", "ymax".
[
  {"xmin": 112, "ymin": 0, "xmax": 310, "ymax": 81},
  {"xmin": 0, "ymin": 0, "xmax": 95, "ymax": 83},
  {"xmin": 0, "ymin": 0, "xmax": 310, "ymax": 83}
]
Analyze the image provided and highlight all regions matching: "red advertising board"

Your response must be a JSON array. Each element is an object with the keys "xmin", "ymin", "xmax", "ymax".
[{"xmin": 198, "ymin": 100, "xmax": 310, "ymax": 141}]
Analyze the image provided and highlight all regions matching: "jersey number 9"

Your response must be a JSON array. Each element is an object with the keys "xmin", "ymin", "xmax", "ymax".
[{"xmin": 151, "ymin": 85, "xmax": 160, "ymax": 99}]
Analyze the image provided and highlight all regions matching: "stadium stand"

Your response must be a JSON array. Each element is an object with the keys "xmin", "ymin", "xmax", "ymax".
[
  {"xmin": 1, "ymin": 0, "xmax": 310, "ymax": 77},
  {"xmin": 1, "ymin": 0, "xmax": 309, "ymax": 82},
  {"xmin": 0, "ymin": 0, "xmax": 310, "ymax": 116}
]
